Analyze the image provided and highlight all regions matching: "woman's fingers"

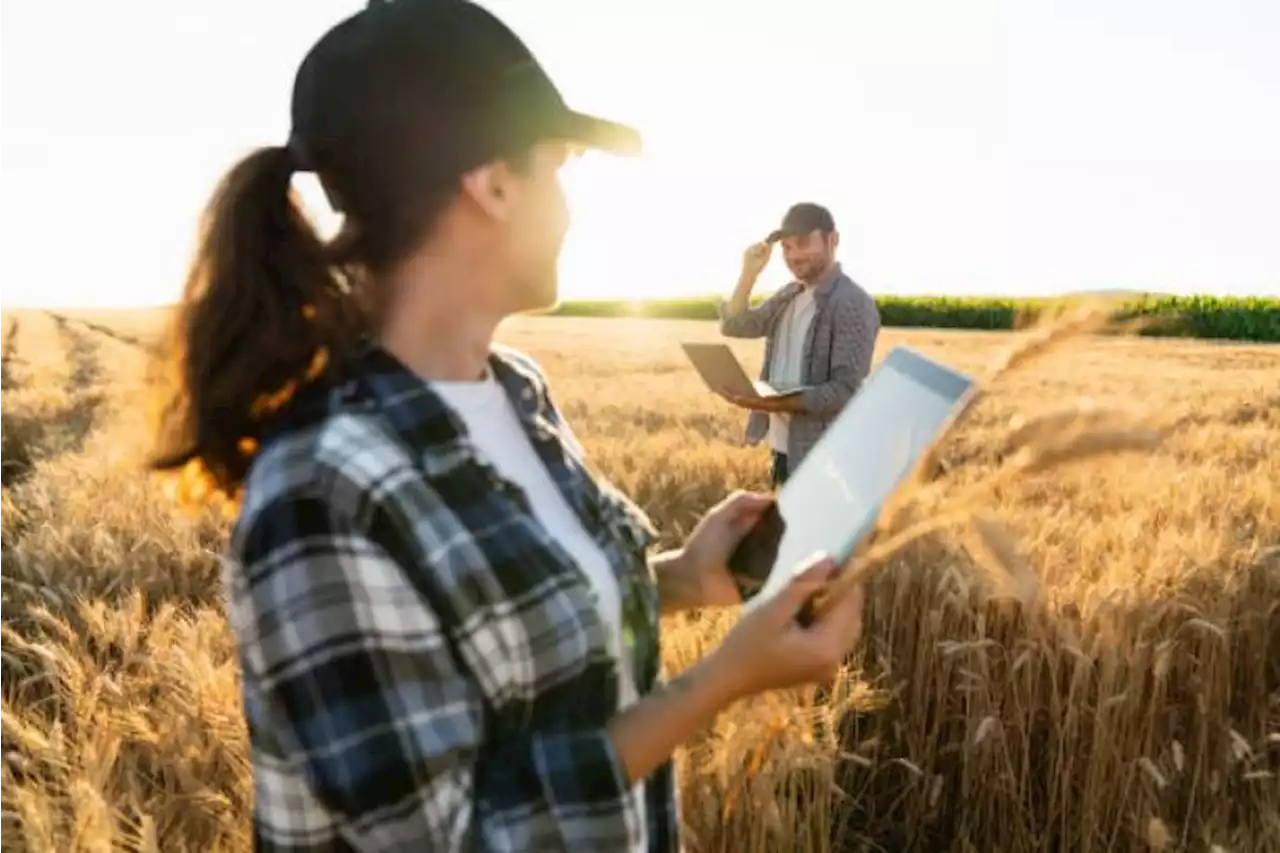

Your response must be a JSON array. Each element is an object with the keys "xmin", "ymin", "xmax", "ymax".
[
  {"xmin": 724, "ymin": 490, "xmax": 772, "ymax": 515},
  {"xmin": 780, "ymin": 556, "xmax": 837, "ymax": 608},
  {"xmin": 715, "ymin": 491, "xmax": 774, "ymax": 535},
  {"xmin": 748, "ymin": 554, "xmax": 833, "ymax": 626},
  {"xmin": 808, "ymin": 581, "xmax": 867, "ymax": 651}
]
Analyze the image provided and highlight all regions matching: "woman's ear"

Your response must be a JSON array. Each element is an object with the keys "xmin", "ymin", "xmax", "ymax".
[{"xmin": 459, "ymin": 161, "xmax": 515, "ymax": 222}]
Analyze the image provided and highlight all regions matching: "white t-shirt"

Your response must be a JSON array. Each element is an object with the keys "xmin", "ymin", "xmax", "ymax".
[
  {"xmin": 431, "ymin": 373, "xmax": 646, "ymax": 852},
  {"xmin": 766, "ymin": 286, "xmax": 817, "ymax": 454}
]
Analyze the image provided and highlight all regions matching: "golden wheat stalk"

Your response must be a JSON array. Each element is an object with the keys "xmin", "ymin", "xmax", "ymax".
[
  {"xmin": 808, "ymin": 300, "xmax": 1169, "ymax": 622},
  {"xmin": 987, "ymin": 300, "xmax": 1119, "ymax": 382},
  {"xmin": 813, "ymin": 418, "xmax": 1166, "ymax": 619},
  {"xmin": 908, "ymin": 300, "xmax": 1123, "ymax": 491},
  {"xmin": 962, "ymin": 513, "xmax": 1039, "ymax": 604},
  {"xmin": 1003, "ymin": 400, "xmax": 1130, "ymax": 452},
  {"xmin": 1011, "ymin": 427, "xmax": 1166, "ymax": 475},
  {"xmin": 806, "ymin": 511, "xmax": 973, "ymax": 620}
]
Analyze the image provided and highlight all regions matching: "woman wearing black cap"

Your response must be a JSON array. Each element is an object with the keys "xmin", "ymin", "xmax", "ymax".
[{"xmin": 150, "ymin": 2, "xmax": 866, "ymax": 850}]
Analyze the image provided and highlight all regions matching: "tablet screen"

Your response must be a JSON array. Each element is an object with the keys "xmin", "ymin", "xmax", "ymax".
[{"xmin": 739, "ymin": 346, "xmax": 974, "ymax": 613}]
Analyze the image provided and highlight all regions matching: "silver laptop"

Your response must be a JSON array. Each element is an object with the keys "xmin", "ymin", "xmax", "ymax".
[{"xmin": 680, "ymin": 342, "xmax": 793, "ymax": 398}]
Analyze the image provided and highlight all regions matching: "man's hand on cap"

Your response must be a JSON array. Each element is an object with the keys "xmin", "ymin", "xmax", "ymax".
[{"xmin": 742, "ymin": 242, "xmax": 772, "ymax": 280}]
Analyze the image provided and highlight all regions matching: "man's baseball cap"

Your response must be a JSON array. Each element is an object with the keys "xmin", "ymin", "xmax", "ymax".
[
  {"xmin": 287, "ymin": 0, "xmax": 641, "ymax": 204},
  {"xmin": 765, "ymin": 203, "xmax": 837, "ymax": 244}
]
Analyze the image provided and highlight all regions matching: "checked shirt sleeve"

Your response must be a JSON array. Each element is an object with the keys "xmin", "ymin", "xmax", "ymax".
[
  {"xmin": 717, "ymin": 284, "xmax": 794, "ymax": 339},
  {"xmin": 800, "ymin": 289, "xmax": 881, "ymax": 417},
  {"xmin": 231, "ymin": 490, "xmax": 641, "ymax": 852}
]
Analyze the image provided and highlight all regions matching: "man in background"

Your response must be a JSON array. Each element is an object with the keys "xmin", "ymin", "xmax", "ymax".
[{"xmin": 718, "ymin": 202, "xmax": 881, "ymax": 486}]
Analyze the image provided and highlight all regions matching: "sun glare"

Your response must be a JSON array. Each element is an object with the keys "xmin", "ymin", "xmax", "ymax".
[{"xmin": 558, "ymin": 147, "xmax": 799, "ymax": 304}]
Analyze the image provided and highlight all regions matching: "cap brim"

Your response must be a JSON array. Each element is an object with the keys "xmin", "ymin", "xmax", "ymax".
[
  {"xmin": 560, "ymin": 110, "xmax": 642, "ymax": 156},
  {"xmin": 765, "ymin": 228, "xmax": 797, "ymax": 244}
]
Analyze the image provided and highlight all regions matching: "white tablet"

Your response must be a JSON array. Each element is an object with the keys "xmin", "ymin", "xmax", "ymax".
[{"xmin": 727, "ymin": 345, "xmax": 977, "ymax": 614}]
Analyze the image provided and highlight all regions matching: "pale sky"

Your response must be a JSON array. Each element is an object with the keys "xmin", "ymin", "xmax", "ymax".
[{"xmin": 2, "ymin": 0, "xmax": 1278, "ymax": 308}]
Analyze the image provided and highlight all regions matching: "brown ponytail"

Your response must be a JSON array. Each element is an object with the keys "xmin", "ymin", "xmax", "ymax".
[{"xmin": 149, "ymin": 146, "xmax": 366, "ymax": 506}]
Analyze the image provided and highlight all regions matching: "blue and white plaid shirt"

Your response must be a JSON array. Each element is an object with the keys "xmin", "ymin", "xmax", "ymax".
[{"xmin": 225, "ymin": 341, "xmax": 679, "ymax": 851}]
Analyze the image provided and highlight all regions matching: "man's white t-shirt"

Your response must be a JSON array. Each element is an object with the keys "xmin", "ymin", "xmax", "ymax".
[
  {"xmin": 766, "ymin": 286, "xmax": 817, "ymax": 454},
  {"xmin": 431, "ymin": 373, "xmax": 647, "ymax": 852}
]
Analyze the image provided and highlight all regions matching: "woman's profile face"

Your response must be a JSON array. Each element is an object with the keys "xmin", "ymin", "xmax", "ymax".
[{"xmin": 499, "ymin": 139, "xmax": 575, "ymax": 314}]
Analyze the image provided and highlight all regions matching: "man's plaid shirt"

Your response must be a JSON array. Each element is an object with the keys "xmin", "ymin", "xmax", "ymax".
[{"xmin": 224, "ymin": 341, "xmax": 679, "ymax": 851}]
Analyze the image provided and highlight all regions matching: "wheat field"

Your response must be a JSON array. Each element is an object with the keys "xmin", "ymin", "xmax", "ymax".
[{"xmin": 1, "ymin": 307, "xmax": 1277, "ymax": 852}]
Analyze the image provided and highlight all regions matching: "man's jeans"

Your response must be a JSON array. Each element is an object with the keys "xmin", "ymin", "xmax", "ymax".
[{"xmin": 771, "ymin": 451, "xmax": 789, "ymax": 488}]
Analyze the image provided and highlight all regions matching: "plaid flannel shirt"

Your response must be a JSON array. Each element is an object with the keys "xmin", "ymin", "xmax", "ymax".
[
  {"xmin": 718, "ymin": 263, "xmax": 880, "ymax": 466},
  {"xmin": 224, "ymin": 341, "xmax": 679, "ymax": 852}
]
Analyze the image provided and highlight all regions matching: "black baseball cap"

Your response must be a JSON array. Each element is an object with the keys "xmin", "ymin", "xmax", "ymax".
[
  {"xmin": 765, "ymin": 202, "xmax": 836, "ymax": 244},
  {"xmin": 287, "ymin": 0, "xmax": 641, "ymax": 199}
]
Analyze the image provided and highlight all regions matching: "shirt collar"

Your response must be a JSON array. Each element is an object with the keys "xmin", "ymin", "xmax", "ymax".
[
  {"xmin": 308, "ymin": 339, "xmax": 552, "ymax": 474},
  {"xmin": 807, "ymin": 262, "xmax": 843, "ymax": 298}
]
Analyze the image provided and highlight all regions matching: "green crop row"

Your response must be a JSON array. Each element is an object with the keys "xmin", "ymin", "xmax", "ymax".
[{"xmin": 550, "ymin": 294, "xmax": 1280, "ymax": 342}]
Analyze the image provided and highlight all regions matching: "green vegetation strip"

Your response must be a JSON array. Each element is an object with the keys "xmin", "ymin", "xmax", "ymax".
[{"xmin": 550, "ymin": 294, "xmax": 1280, "ymax": 342}]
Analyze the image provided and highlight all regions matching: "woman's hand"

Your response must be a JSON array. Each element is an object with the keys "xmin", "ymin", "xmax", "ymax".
[
  {"xmin": 605, "ymin": 553, "xmax": 866, "ymax": 786},
  {"xmin": 706, "ymin": 554, "xmax": 866, "ymax": 702},
  {"xmin": 655, "ymin": 491, "xmax": 773, "ymax": 613}
]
